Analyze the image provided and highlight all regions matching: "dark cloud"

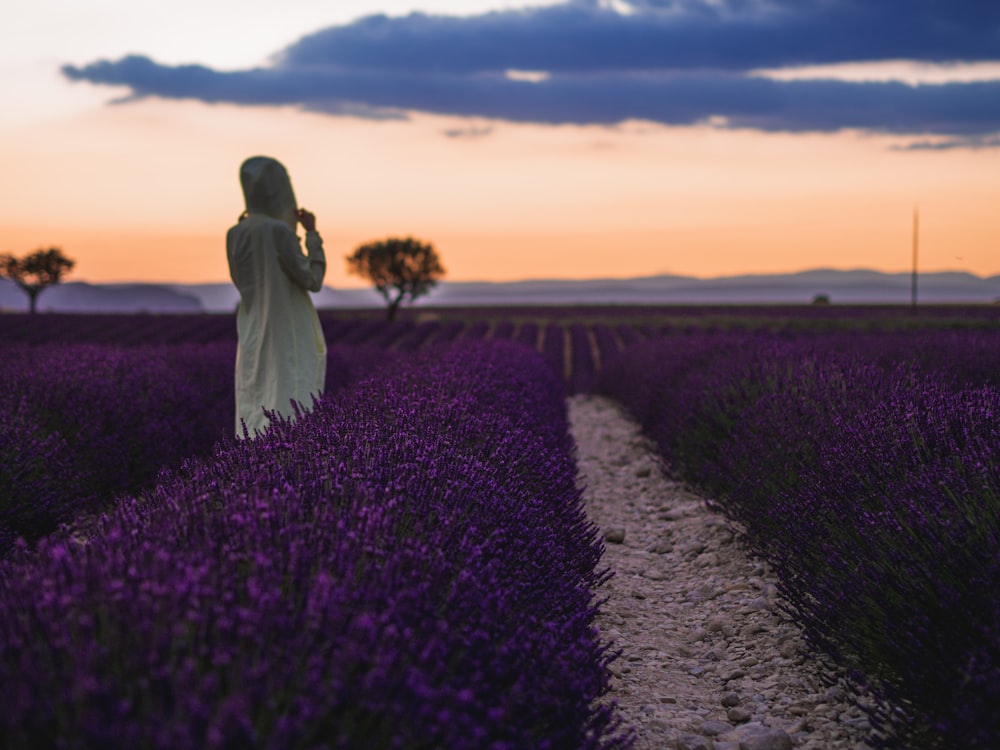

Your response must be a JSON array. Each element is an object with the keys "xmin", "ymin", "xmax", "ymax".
[
  {"xmin": 61, "ymin": 0, "xmax": 1000, "ymax": 140},
  {"xmin": 443, "ymin": 125, "xmax": 495, "ymax": 138},
  {"xmin": 278, "ymin": 0, "xmax": 1000, "ymax": 74},
  {"xmin": 896, "ymin": 133, "xmax": 1000, "ymax": 151}
]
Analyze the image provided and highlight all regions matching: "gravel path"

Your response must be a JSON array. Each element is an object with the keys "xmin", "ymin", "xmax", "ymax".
[{"xmin": 569, "ymin": 395, "xmax": 876, "ymax": 750}]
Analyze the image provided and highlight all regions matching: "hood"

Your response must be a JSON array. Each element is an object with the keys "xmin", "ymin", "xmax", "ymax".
[{"xmin": 239, "ymin": 156, "xmax": 298, "ymax": 229}]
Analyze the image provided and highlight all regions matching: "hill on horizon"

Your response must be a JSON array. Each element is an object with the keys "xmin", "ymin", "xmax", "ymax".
[{"xmin": 1, "ymin": 269, "xmax": 998, "ymax": 314}]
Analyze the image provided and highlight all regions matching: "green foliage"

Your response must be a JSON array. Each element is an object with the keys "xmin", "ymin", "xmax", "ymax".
[{"xmin": 346, "ymin": 237, "xmax": 445, "ymax": 320}]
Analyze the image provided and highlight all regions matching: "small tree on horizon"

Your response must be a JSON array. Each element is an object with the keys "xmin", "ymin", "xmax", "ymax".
[
  {"xmin": 346, "ymin": 237, "xmax": 445, "ymax": 321},
  {"xmin": 0, "ymin": 247, "xmax": 75, "ymax": 314}
]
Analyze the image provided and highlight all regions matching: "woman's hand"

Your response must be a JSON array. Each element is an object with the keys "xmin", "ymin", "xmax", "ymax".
[{"xmin": 296, "ymin": 208, "xmax": 317, "ymax": 232}]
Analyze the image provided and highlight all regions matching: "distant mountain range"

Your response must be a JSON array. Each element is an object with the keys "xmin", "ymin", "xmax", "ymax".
[{"xmin": 2, "ymin": 269, "xmax": 999, "ymax": 314}]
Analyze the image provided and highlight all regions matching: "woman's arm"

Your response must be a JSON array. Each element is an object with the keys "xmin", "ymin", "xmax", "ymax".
[{"xmin": 275, "ymin": 221, "xmax": 326, "ymax": 292}]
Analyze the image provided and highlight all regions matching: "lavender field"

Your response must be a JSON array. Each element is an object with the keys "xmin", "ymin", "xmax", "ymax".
[
  {"xmin": 597, "ymin": 325, "xmax": 1000, "ymax": 749},
  {"xmin": 2, "ymin": 305, "xmax": 999, "ymax": 749}
]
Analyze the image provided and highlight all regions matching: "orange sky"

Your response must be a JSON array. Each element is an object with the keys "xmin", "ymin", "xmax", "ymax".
[
  {"xmin": 3, "ymin": 0, "xmax": 998, "ymax": 288},
  {"xmin": 2, "ymin": 91, "xmax": 998, "ymax": 288}
]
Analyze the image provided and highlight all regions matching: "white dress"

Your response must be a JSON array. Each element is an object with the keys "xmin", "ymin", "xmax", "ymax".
[{"xmin": 226, "ymin": 214, "xmax": 327, "ymax": 437}]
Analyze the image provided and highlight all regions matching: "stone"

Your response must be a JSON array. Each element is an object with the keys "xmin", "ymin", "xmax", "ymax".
[
  {"xmin": 701, "ymin": 720, "xmax": 734, "ymax": 736},
  {"xmin": 663, "ymin": 507, "xmax": 691, "ymax": 521},
  {"xmin": 744, "ymin": 597, "xmax": 773, "ymax": 612},
  {"xmin": 720, "ymin": 692, "xmax": 741, "ymax": 708},
  {"xmin": 688, "ymin": 585, "xmax": 717, "ymax": 602},
  {"xmin": 779, "ymin": 641, "xmax": 798, "ymax": 659},
  {"xmin": 706, "ymin": 616, "xmax": 734, "ymax": 636},
  {"xmin": 823, "ymin": 686, "xmax": 846, "ymax": 702},
  {"xmin": 730, "ymin": 725, "xmax": 793, "ymax": 750},
  {"xmin": 727, "ymin": 707, "xmax": 752, "ymax": 723},
  {"xmin": 842, "ymin": 716, "xmax": 872, "ymax": 731},
  {"xmin": 604, "ymin": 527, "xmax": 626, "ymax": 544},
  {"xmin": 689, "ymin": 627, "xmax": 709, "ymax": 643},
  {"xmin": 675, "ymin": 735, "xmax": 714, "ymax": 750}
]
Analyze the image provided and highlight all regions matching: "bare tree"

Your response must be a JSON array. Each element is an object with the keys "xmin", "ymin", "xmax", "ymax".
[
  {"xmin": 0, "ymin": 247, "xmax": 75, "ymax": 314},
  {"xmin": 346, "ymin": 237, "xmax": 445, "ymax": 321}
]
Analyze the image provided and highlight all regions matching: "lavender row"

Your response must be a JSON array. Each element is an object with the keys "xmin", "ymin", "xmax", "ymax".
[
  {"xmin": 0, "ymin": 313, "xmax": 238, "ymax": 344},
  {"xmin": 7, "ymin": 310, "xmax": 996, "ymax": 397},
  {"xmin": 5, "ymin": 307, "xmax": 1000, "ymax": 346},
  {"xmin": 515, "ymin": 321, "xmax": 540, "ymax": 348},
  {"xmin": 597, "ymin": 331, "xmax": 1000, "ymax": 749},
  {"xmin": 592, "ymin": 324, "xmax": 622, "ymax": 367},
  {"xmin": 322, "ymin": 305, "xmax": 1000, "ymax": 322},
  {"xmin": 542, "ymin": 323, "xmax": 566, "ymax": 382},
  {"xmin": 0, "ymin": 343, "xmax": 234, "ymax": 555},
  {"xmin": 569, "ymin": 323, "xmax": 597, "ymax": 395},
  {"xmin": 1, "ymin": 340, "xmax": 629, "ymax": 750},
  {"xmin": 0, "ymin": 343, "xmax": 388, "ymax": 556}
]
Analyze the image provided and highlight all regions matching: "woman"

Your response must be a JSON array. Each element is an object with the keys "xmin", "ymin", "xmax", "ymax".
[{"xmin": 226, "ymin": 156, "xmax": 327, "ymax": 437}]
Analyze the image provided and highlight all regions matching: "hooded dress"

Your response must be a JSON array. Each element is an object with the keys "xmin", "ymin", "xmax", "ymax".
[{"xmin": 226, "ymin": 156, "xmax": 327, "ymax": 437}]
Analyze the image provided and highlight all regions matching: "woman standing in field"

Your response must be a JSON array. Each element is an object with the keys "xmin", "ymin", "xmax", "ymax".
[{"xmin": 227, "ymin": 156, "xmax": 327, "ymax": 438}]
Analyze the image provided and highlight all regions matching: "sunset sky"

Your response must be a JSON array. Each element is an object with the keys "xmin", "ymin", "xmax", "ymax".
[{"xmin": 3, "ymin": 0, "xmax": 999, "ymax": 288}]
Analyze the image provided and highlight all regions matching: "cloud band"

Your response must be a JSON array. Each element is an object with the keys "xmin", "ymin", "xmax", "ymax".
[{"xmin": 61, "ymin": 0, "xmax": 1000, "ymax": 139}]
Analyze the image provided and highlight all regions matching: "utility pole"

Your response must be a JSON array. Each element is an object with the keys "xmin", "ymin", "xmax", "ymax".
[{"xmin": 911, "ymin": 206, "xmax": 919, "ymax": 313}]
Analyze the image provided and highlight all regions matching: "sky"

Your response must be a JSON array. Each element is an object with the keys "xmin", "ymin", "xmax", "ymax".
[{"xmin": 2, "ymin": 0, "xmax": 999, "ymax": 287}]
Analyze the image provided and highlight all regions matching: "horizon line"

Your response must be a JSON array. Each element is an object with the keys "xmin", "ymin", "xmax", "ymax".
[{"xmin": 17, "ymin": 266, "xmax": 999, "ymax": 287}]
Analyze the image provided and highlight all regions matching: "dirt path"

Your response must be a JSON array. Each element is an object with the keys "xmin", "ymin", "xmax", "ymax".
[{"xmin": 569, "ymin": 395, "xmax": 874, "ymax": 750}]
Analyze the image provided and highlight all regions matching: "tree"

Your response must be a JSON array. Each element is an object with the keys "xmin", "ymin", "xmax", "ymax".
[
  {"xmin": 0, "ymin": 247, "xmax": 75, "ymax": 314},
  {"xmin": 346, "ymin": 237, "xmax": 445, "ymax": 321}
]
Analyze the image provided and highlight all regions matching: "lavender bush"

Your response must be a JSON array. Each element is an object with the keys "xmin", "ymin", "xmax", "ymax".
[
  {"xmin": 591, "ymin": 324, "xmax": 621, "ymax": 370},
  {"xmin": 395, "ymin": 321, "xmax": 440, "ymax": 352},
  {"xmin": 515, "ymin": 321, "xmax": 540, "ymax": 349},
  {"xmin": 597, "ymin": 331, "xmax": 1000, "ymax": 749},
  {"xmin": 0, "ymin": 343, "xmax": 234, "ymax": 553},
  {"xmin": 461, "ymin": 320, "xmax": 490, "ymax": 340},
  {"xmin": 0, "ymin": 313, "xmax": 236, "ymax": 345},
  {"xmin": 368, "ymin": 320, "xmax": 414, "ymax": 348},
  {"xmin": 0, "ymin": 343, "xmax": 386, "ymax": 556},
  {"xmin": 568, "ymin": 323, "xmax": 596, "ymax": 395},
  {"xmin": 542, "ymin": 323, "xmax": 565, "ymax": 384},
  {"xmin": 10, "ymin": 307, "xmax": 994, "ymax": 398},
  {"xmin": 430, "ymin": 320, "xmax": 465, "ymax": 345},
  {"xmin": 491, "ymin": 320, "xmax": 515, "ymax": 340},
  {"xmin": 0, "ymin": 393, "xmax": 88, "ymax": 554},
  {"xmin": 336, "ymin": 319, "xmax": 387, "ymax": 346},
  {"xmin": 0, "ymin": 340, "xmax": 629, "ymax": 750}
]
